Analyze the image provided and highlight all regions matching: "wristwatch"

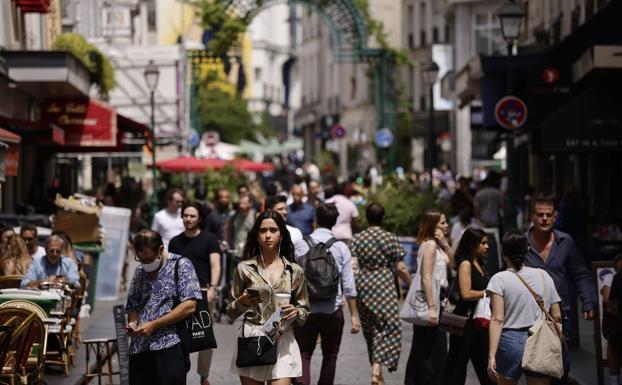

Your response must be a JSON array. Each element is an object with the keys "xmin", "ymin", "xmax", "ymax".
[{"xmin": 209, "ymin": 285, "xmax": 222, "ymax": 291}]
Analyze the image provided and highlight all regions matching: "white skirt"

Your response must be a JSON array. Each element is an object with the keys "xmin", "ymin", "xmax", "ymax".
[{"xmin": 230, "ymin": 322, "xmax": 302, "ymax": 381}]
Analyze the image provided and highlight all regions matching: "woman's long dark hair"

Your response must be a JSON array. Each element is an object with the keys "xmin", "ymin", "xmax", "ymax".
[
  {"xmin": 455, "ymin": 227, "xmax": 487, "ymax": 266},
  {"xmin": 241, "ymin": 210, "xmax": 294, "ymax": 262}
]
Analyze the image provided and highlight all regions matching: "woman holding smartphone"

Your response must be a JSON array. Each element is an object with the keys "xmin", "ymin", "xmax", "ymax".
[{"xmin": 227, "ymin": 210, "xmax": 310, "ymax": 385}]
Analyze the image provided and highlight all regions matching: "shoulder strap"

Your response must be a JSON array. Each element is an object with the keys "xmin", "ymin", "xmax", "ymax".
[
  {"xmin": 511, "ymin": 270, "xmax": 567, "ymax": 350},
  {"xmin": 303, "ymin": 236, "xmax": 315, "ymax": 248},
  {"xmin": 323, "ymin": 237, "xmax": 339, "ymax": 249}
]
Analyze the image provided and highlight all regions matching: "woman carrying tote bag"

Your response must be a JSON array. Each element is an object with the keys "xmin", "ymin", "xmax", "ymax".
[
  {"xmin": 226, "ymin": 210, "xmax": 310, "ymax": 385},
  {"xmin": 486, "ymin": 231, "xmax": 563, "ymax": 385},
  {"xmin": 404, "ymin": 210, "xmax": 454, "ymax": 385}
]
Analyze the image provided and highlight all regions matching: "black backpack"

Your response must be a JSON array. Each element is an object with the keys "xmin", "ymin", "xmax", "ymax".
[{"xmin": 299, "ymin": 236, "xmax": 341, "ymax": 301}]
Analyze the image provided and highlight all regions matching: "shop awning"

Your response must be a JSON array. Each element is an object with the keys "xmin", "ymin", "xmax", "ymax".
[
  {"xmin": 13, "ymin": 0, "xmax": 51, "ymax": 13},
  {"xmin": 0, "ymin": 128, "xmax": 21, "ymax": 144},
  {"xmin": 0, "ymin": 114, "xmax": 65, "ymax": 145},
  {"xmin": 155, "ymin": 156, "xmax": 275, "ymax": 173},
  {"xmin": 535, "ymin": 82, "xmax": 622, "ymax": 152}
]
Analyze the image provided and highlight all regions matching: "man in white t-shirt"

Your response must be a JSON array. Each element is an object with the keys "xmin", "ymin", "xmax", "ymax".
[
  {"xmin": 265, "ymin": 195, "xmax": 303, "ymax": 248},
  {"xmin": 20, "ymin": 224, "xmax": 45, "ymax": 259},
  {"xmin": 324, "ymin": 183, "xmax": 359, "ymax": 243},
  {"xmin": 151, "ymin": 188, "xmax": 185, "ymax": 248}
]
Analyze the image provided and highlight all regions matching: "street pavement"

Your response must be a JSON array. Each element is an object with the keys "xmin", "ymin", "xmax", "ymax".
[{"xmin": 44, "ymin": 295, "xmax": 595, "ymax": 385}]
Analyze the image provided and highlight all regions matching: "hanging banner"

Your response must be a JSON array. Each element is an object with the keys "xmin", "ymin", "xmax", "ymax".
[
  {"xmin": 43, "ymin": 99, "xmax": 117, "ymax": 147},
  {"xmin": 5, "ymin": 144, "xmax": 19, "ymax": 177}
]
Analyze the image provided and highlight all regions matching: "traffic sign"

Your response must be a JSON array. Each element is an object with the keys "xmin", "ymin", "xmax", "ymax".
[
  {"xmin": 541, "ymin": 67, "xmax": 559, "ymax": 84},
  {"xmin": 203, "ymin": 131, "xmax": 220, "ymax": 146},
  {"xmin": 494, "ymin": 96, "xmax": 528, "ymax": 129},
  {"xmin": 188, "ymin": 129, "xmax": 200, "ymax": 148},
  {"xmin": 375, "ymin": 128, "xmax": 394, "ymax": 149},
  {"xmin": 331, "ymin": 123, "xmax": 347, "ymax": 139}
]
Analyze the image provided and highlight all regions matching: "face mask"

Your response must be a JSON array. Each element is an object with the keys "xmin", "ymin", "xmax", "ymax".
[{"xmin": 141, "ymin": 258, "xmax": 161, "ymax": 273}]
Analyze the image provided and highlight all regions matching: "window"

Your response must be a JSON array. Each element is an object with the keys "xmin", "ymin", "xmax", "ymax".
[
  {"xmin": 420, "ymin": 31, "xmax": 427, "ymax": 47},
  {"xmin": 254, "ymin": 67, "xmax": 262, "ymax": 81},
  {"xmin": 147, "ymin": 0, "xmax": 156, "ymax": 32},
  {"xmin": 433, "ymin": 27, "xmax": 439, "ymax": 43},
  {"xmin": 472, "ymin": 12, "xmax": 503, "ymax": 56}
]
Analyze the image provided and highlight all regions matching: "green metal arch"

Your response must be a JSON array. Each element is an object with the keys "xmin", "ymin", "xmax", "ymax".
[{"xmin": 225, "ymin": 0, "xmax": 376, "ymax": 61}]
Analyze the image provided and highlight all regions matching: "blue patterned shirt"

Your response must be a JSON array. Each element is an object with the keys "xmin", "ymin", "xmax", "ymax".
[{"xmin": 125, "ymin": 253, "xmax": 202, "ymax": 355}]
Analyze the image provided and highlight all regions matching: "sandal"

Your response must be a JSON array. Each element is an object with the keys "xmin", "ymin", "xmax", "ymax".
[{"xmin": 371, "ymin": 363, "xmax": 381, "ymax": 385}]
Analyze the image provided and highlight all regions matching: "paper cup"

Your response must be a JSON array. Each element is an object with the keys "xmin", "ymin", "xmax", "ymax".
[{"xmin": 273, "ymin": 293, "xmax": 291, "ymax": 307}]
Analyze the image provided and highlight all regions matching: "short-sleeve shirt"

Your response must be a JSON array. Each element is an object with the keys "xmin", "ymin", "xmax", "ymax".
[
  {"xmin": 151, "ymin": 209, "xmax": 184, "ymax": 249},
  {"xmin": 474, "ymin": 187, "xmax": 502, "ymax": 227},
  {"xmin": 168, "ymin": 231, "xmax": 221, "ymax": 287},
  {"xmin": 325, "ymin": 194, "xmax": 359, "ymax": 241},
  {"xmin": 487, "ymin": 266, "xmax": 561, "ymax": 329},
  {"xmin": 125, "ymin": 254, "xmax": 202, "ymax": 355}
]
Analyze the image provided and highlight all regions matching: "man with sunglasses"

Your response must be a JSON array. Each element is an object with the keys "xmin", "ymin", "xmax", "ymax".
[{"xmin": 21, "ymin": 234, "xmax": 80, "ymax": 288}]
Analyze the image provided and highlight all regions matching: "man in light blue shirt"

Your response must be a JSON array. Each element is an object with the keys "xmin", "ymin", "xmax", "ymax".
[
  {"xmin": 294, "ymin": 203, "xmax": 360, "ymax": 385},
  {"xmin": 21, "ymin": 234, "xmax": 80, "ymax": 288}
]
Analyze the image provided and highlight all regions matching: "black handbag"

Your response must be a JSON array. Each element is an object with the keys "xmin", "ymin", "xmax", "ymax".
[
  {"xmin": 236, "ymin": 317, "xmax": 278, "ymax": 367},
  {"xmin": 174, "ymin": 258, "xmax": 218, "ymax": 353}
]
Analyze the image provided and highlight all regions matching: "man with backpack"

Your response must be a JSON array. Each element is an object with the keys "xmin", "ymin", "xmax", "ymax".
[{"xmin": 293, "ymin": 203, "xmax": 361, "ymax": 385}]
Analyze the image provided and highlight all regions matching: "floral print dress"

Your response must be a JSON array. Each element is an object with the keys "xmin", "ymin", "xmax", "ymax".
[{"xmin": 351, "ymin": 226, "xmax": 406, "ymax": 371}]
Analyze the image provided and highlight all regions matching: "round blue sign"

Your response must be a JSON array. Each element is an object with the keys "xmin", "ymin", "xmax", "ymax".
[
  {"xmin": 188, "ymin": 129, "xmax": 200, "ymax": 148},
  {"xmin": 375, "ymin": 128, "xmax": 394, "ymax": 149}
]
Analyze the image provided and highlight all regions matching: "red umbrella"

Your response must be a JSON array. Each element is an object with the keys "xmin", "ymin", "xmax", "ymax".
[
  {"xmin": 231, "ymin": 159, "xmax": 275, "ymax": 172},
  {"xmin": 155, "ymin": 156, "xmax": 226, "ymax": 173}
]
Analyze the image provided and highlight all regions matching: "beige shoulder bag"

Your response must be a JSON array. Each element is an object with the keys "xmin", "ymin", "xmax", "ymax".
[{"xmin": 511, "ymin": 270, "xmax": 566, "ymax": 379}]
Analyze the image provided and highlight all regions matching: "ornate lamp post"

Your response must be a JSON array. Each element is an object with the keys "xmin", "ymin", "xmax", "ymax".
[
  {"xmin": 498, "ymin": 0, "xmax": 525, "ymax": 230},
  {"xmin": 421, "ymin": 60, "xmax": 440, "ymax": 171},
  {"xmin": 144, "ymin": 60, "xmax": 160, "ymax": 219}
]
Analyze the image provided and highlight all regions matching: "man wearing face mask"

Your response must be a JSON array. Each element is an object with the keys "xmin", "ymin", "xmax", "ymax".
[
  {"xmin": 126, "ymin": 229, "xmax": 202, "ymax": 385},
  {"xmin": 21, "ymin": 234, "xmax": 81, "ymax": 288}
]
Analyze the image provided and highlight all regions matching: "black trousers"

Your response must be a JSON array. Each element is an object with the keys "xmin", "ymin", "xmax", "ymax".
[
  {"xmin": 443, "ymin": 321, "xmax": 493, "ymax": 385},
  {"xmin": 404, "ymin": 325, "xmax": 447, "ymax": 385},
  {"xmin": 129, "ymin": 343, "xmax": 189, "ymax": 385}
]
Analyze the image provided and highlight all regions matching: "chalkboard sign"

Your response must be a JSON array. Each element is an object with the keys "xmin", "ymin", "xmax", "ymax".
[{"xmin": 113, "ymin": 304, "xmax": 130, "ymax": 385}]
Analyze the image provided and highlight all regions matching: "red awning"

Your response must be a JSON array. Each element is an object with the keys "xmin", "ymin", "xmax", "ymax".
[
  {"xmin": 155, "ymin": 156, "xmax": 275, "ymax": 173},
  {"xmin": 0, "ymin": 127, "xmax": 22, "ymax": 144},
  {"xmin": 0, "ymin": 114, "xmax": 65, "ymax": 145},
  {"xmin": 14, "ymin": 0, "xmax": 50, "ymax": 12},
  {"xmin": 43, "ymin": 99, "xmax": 117, "ymax": 147}
]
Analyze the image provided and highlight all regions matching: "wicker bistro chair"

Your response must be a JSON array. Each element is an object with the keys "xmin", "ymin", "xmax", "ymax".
[
  {"xmin": 0, "ymin": 276, "xmax": 22, "ymax": 290},
  {"xmin": 0, "ymin": 307, "xmax": 46, "ymax": 385},
  {"xmin": 36, "ymin": 282, "xmax": 80, "ymax": 376}
]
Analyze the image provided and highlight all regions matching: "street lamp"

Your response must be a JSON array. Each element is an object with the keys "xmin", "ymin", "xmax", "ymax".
[
  {"xmin": 497, "ymin": 0, "xmax": 525, "ymax": 230},
  {"xmin": 421, "ymin": 60, "xmax": 440, "ymax": 171},
  {"xmin": 144, "ymin": 60, "xmax": 160, "ymax": 219},
  {"xmin": 498, "ymin": 0, "xmax": 526, "ymax": 56}
]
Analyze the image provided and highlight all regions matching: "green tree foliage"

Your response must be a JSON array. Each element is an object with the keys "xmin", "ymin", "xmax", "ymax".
[
  {"xmin": 358, "ymin": 174, "xmax": 438, "ymax": 236},
  {"xmin": 52, "ymin": 33, "xmax": 116, "ymax": 97},
  {"xmin": 195, "ymin": 70, "xmax": 271, "ymax": 143},
  {"xmin": 197, "ymin": 0, "xmax": 253, "ymax": 56}
]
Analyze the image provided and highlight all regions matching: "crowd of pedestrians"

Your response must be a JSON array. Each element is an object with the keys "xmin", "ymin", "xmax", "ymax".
[{"xmin": 116, "ymin": 168, "xmax": 612, "ymax": 385}]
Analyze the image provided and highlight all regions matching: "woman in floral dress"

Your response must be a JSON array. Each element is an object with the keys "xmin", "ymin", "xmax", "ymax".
[{"xmin": 351, "ymin": 202, "xmax": 411, "ymax": 385}]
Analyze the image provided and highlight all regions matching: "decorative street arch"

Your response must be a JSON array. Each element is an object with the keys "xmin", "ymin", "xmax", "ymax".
[{"xmin": 195, "ymin": 0, "xmax": 397, "ymax": 164}]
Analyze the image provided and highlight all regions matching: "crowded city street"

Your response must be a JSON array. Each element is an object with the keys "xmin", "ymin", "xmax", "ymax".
[{"xmin": 1, "ymin": 0, "xmax": 621, "ymax": 385}]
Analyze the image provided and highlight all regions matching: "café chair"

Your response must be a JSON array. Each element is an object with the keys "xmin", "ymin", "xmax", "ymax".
[
  {"xmin": 0, "ymin": 300, "xmax": 50, "ymax": 355},
  {"xmin": 0, "ymin": 307, "xmax": 46, "ymax": 385},
  {"xmin": 0, "ymin": 276, "xmax": 23, "ymax": 290}
]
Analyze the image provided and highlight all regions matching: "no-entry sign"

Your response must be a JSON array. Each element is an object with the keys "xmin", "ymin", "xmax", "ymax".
[{"xmin": 495, "ymin": 96, "xmax": 528, "ymax": 129}]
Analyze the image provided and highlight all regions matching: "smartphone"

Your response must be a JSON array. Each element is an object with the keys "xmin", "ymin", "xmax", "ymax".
[{"xmin": 246, "ymin": 287, "xmax": 261, "ymax": 298}]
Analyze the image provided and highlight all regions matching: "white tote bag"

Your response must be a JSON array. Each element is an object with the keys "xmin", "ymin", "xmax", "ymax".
[
  {"xmin": 513, "ymin": 271, "xmax": 565, "ymax": 379},
  {"xmin": 400, "ymin": 243, "xmax": 441, "ymax": 325},
  {"xmin": 472, "ymin": 293, "xmax": 491, "ymax": 330}
]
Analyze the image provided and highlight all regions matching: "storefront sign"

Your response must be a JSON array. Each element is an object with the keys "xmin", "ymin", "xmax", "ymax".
[{"xmin": 43, "ymin": 99, "xmax": 117, "ymax": 147}]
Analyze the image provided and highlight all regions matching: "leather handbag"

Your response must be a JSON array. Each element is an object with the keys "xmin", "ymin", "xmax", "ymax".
[
  {"xmin": 236, "ymin": 318, "xmax": 278, "ymax": 368},
  {"xmin": 512, "ymin": 270, "xmax": 566, "ymax": 379},
  {"xmin": 438, "ymin": 280, "xmax": 469, "ymax": 336},
  {"xmin": 174, "ymin": 258, "xmax": 218, "ymax": 353}
]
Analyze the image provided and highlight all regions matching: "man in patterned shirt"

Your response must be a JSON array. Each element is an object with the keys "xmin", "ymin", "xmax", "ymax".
[{"xmin": 125, "ymin": 229, "xmax": 202, "ymax": 385}]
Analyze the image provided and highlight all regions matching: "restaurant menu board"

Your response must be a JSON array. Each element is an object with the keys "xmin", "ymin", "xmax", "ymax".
[
  {"xmin": 113, "ymin": 304, "xmax": 130, "ymax": 385},
  {"xmin": 96, "ymin": 206, "xmax": 131, "ymax": 300}
]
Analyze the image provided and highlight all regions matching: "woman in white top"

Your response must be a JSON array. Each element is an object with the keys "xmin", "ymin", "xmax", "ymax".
[
  {"xmin": 404, "ymin": 210, "xmax": 454, "ymax": 385},
  {"xmin": 486, "ymin": 230, "xmax": 562, "ymax": 385}
]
